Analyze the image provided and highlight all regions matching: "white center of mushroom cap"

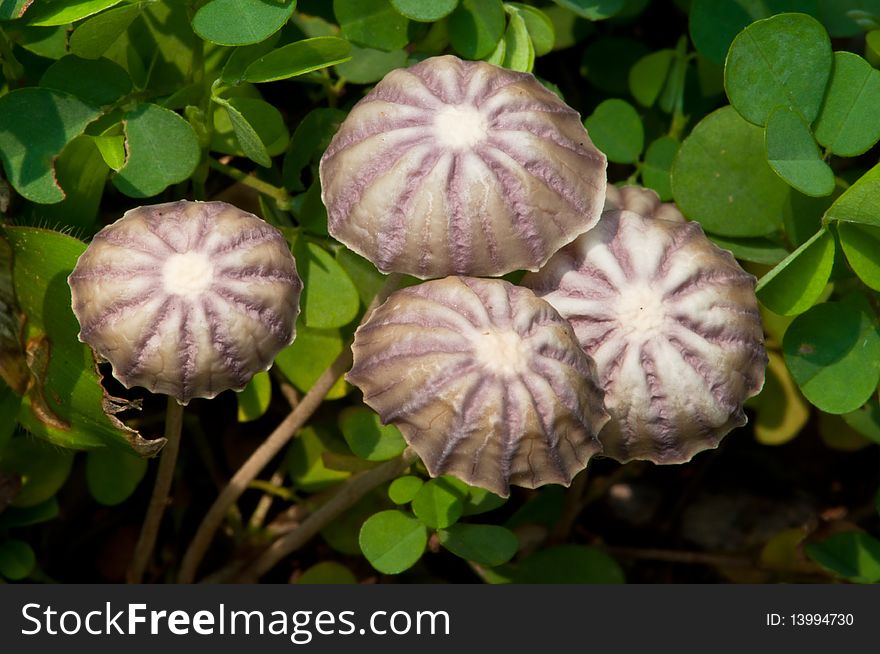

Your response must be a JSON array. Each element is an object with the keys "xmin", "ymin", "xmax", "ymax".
[
  {"xmin": 433, "ymin": 105, "xmax": 487, "ymax": 150},
  {"xmin": 615, "ymin": 284, "xmax": 666, "ymax": 337},
  {"xmin": 474, "ymin": 329, "xmax": 528, "ymax": 377},
  {"xmin": 162, "ymin": 251, "xmax": 214, "ymax": 296}
]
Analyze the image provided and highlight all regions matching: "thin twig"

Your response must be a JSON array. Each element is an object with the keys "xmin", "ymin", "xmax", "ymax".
[
  {"xmin": 548, "ymin": 465, "xmax": 591, "ymax": 544},
  {"xmin": 235, "ymin": 449, "xmax": 418, "ymax": 582},
  {"xmin": 603, "ymin": 545, "xmax": 825, "ymax": 577},
  {"xmin": 207, "ymin": 158, "xmax": 291, "ymax": 209},
  {"xmin": 177, "ymin": 273, "xmax": 403, "ymax": 583},
  {"xmin": 127, "ymin": 397, "xmax": 185, "ymax": 583}
]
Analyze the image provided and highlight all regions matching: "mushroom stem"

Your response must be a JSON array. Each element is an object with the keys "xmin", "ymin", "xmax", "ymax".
[
  {"xmin": 127, "ymin": 396, "xmax": 185, "ymax": 583},
  {"xmin": 177, "ymin": 272, "xmax": 404, "ymax": 584},
  {"xmin": 235, "ymin": 448, "xmax": 419, "ymax": 582}
]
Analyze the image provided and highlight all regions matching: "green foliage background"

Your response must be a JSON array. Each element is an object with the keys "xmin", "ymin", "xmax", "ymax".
[{"xmin": 0, "ymin": 0, "xmax": 878, "ymax": 584}]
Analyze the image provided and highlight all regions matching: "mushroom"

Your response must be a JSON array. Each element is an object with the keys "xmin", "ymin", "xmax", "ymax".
[
  {"xmin": 68, "ymin": 199, "xmax": 301, "ymax": 404},
  {"xmin": 319, "ymin": 54, "xmax": 607, "ymax": 279},
  {"xmin": 523, "ymin": 209, "xmax": 767, "ymax": 464},
  {"xmin": 604, "ymin": 184, "xmax": 685, "ymax": 222},
  {"xmin": 67, "ymin": 199, "xmax": 301, "ymax": 581},
  {"xmin": 347, "ymin": 276, "xmax": 608, "ymax": 496}
]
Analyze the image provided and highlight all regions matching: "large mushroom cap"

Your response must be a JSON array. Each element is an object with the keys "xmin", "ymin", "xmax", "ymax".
[
  {"xmin": 347, "ymin": 276, "xmax": 608, "ymax": 496},
  {"xmin": 524, "ymin": 210, "xmax": 767, "ymax": 464},
  {"xmin": 320, "ymin": 54, "xmax": 607, "ymax": 279},
  {"xmin": 68, "ymin": 200, "xmax": 302, "ymax": 405}
]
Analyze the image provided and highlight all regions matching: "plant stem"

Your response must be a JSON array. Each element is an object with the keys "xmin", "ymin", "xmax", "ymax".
[
  {"xmin": 207, "ymin": 158, "xmax": 292, "ymax": 209},
  {"xmin": 236, "ymin": 449, "xmax": 418, "ymax": 582},
  {"xmin": 177, "ymin": 273, "xmax": 403, "ymax": 583},
  {"xmin": 127, "ymin": 397, "xmax": 185, "ymax": 583}
]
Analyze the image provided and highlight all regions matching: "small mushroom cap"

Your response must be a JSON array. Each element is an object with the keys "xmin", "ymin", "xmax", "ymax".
[
  {"xmin": 524, "ymin": 210, "xmax": 767, "ymax": 464},
  {"xmin": 604, "ymin": 185, "xmax": 685, "ymax": 223},
  {"xmin": 68, "ymin": 200, "xmax": 302, "ymax": 405},
  {"xmin": 320, "ymin": 54, "xmax": 607, "ymax": 279},
  {"xmin": 347, "ymin": 276, "xmax": 608, "ymax": 496}
]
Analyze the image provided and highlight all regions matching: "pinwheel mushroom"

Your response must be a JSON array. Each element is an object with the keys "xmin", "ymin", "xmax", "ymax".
[
  {"xmin": 67, "ymin": 199, "xmax": 301, "ymax": 582},
  {"xmin": 68, "ymin": 200, "xmax": 302, "ymax": 405},
  {"xmin": 524, "ymin": 209, "xmax": 767, "ymax": 464},
  {"xmin": 347, "ymin": 276, "xmax": 609, "ymax": 496},
  {"xmin": 319, "ymin": 54, "xmax": 607, "ymax": 279}
]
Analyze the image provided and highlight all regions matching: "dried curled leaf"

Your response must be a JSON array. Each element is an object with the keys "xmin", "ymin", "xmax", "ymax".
[
  {"xmin": 69, "ymin": 201, "xmax": 302, "ymax": 405},
  {"xmin": 525, "ymin": 210, "xmax": 767, "ymax": 464},
  {"xmin": 348, "ymin": 276, "xmax": 608, "ymax": 496},
  {"xmin": 320, "ymin": 54, "xmax": 607, "ymax": 279}
]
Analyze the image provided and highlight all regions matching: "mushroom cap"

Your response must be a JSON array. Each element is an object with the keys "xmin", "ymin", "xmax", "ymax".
[
  {"xmin": 347, "ymin": 276, "xmax": 608, "ymax": 496},
  {"xmin": 524, "ymin": 210, "xmax": 767, "ymax": 464},
  {"xmin": 604, "ymin": 184, "xmax": 685, "ymax": 223},
  {"xmin": 68, "ymin": 200, "xmax": 302, "ymax": 405},
  {"xmin": 320, "ymin": 54, "xmax": 607, "ymax": 279}
]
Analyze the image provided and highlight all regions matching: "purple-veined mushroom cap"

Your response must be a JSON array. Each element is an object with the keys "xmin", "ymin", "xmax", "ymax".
[
  {"xmin": 320, "ymin": 54, "xmax": 607, "ymax": 279},
  {"xmin": 524, "ymin": 210, "xmax": 767, "ymax": 464},
  {"xmin": 347, "ymin": 276, "xmax": 609, "ymax": 496},
  {"xmin": 68, "ymin": 200, "xmax": 302, "ymax": 405},
  {"xmin": 604, "ymin": 184, "xmax": 685, "ymax": 223}
]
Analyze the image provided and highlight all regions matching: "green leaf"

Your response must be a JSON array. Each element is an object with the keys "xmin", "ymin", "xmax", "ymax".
[
  {"xmin": 335, "ymin": 250, "xmax": 386, "ymax": 308},
  {"xmin": 838, "ymin": 222, "xmax": 880, "ymax": 291},
  {"xmin": 296, "ymin": 561, "xmax": 357, "ymax": 584},
  {"xmin": 41, "ymin": 55, "xmax": 132, "ymax": 107},
  {"xmin": 321, "ymin": 491, "xmax": 386, "ymax": 555},
  {"xmin": 806, "ymin": 532, "xmax": 880, "ymax": 583},
  {"xmin": 0, "ymin": 437, "xmax": 73, "ymax": 508},
  {"xmin": 294, "ymin": 241, "xmax": 360, "ymax": 329},
  {"xmin": 92, "ymin": 134, "xmax": 126, "ymax": 172},
  {"xmin": 708, "ymin": 234, "xmax": 790, "ymax": 266},
  {"xmin": 0, "ymin": 539, "xmax": 35, "ymax": 581},
  {"xmin": 671, "ymin": 106, "xmax": 789, "ymax": 237},
  {"xmin": 274, "ymin": 324, "xmax": 348, "ymax": 399},
  {"xmin": 461, "ymin": 485, "xmax": 507, "ymax": 516},
  {"xmin": 0, "ymin": 0, "xmax": 31, "ymax": 20},
  {"xmin": 85, "ymin": 447, "xmax": 148, "ymax": 506},
  {"xmin": 38, "ymin": 135, "xmax": 110, "ymax": 232},
  {"xmin": 551, "ymin": 0, "xmax": 624, "ymax": 20},
  {"xmin": 24, "ymin": 0, "xmax": 124, "ymax": 27},
  {"xmin": 813, "ymin": 52, "xmax": 880, "ymax": 157},
  {"xmin": 824, "ymin": 162, "xmax": 880, "ymax": 227},
  {"xmin": 334, "ymin": 0, "xmax": 410, "ymax": 51},
  {"xmin": 842, "ymin": 398, "xmax": 880, "ymax": 445},
  {"xmin": 783, "ymin": 301, "xmax": 880, "ymax": 414},
  {"xmin": 113, "ymin": 103, "xmax": 200, "ymax": 198},
  {"xmin": 724, "ymin": 13, "xmax": 832, "ymax": 126},
  {"xmin": 5, "ymin": 227, "xmax": 161, "ymax": 455},
  {"xmin": 359, "ymin": 510, "xmax": 427, "ymax": 574},
  {"xmin": 388, "ymin": 475, "xmax": 424, "ymax": 504},
  {"xmin": 283, "ymin": 109, "xmax": 347, "ymax": 192},
  {"xmin": 501, "ymin": 6, "xmax": 534, "ymax": 72},
  {"xmin": 192, "ymin": 0, "xmax": 297, "ymax": 46},
  {"xmin": 765, "ymin": 106, "xmax": 834, "ymax": 197},
  {"xmin": 629, "ymin": 49, "xmax": 673, "ymax": 107},
  {"xmin": 212, "ymin": 95, "xmax": 289, "ymax": 166},
  {"xmin": 438, "ymin": 524, "xmax": 518, "ymax": 566},
  {"xmin": 244, "ymin": 37, "xmax": 352, "ymax": 83},
  {"xmin": 340, "ymin": 407, "xmax": 406, "ymax": 462},
  {"xmin": 508, "ymin": 3, "xmax": 554, "ymax": 56},
  {"xmin": 0, "ymin": 88, "xmax": 102, "ymax": 204},
  {"xmin": 390, "ymin": 0, "xmax": 458, "ymax": 22},
  {"xmin": 411, "ymin": 478, "xmax": 465, "ymax": 529},
  {"xmin": 514, "ymin": 545, "xmax": 625, "ymax": 583},
  {"xmin": 448, "ymin": 0, "xmax": 505, "ymax": 59},
  {"xmin": 642, "ymin": 136, "xmax": 678, "ymax": 201},
  {"xmin": 867, "ymin": 29, "xmax": 880, "ymax": 66},
  {"xmin": 756, "ymin": 227, "xmax": 834, "ymax": 315},
  {"xmin": 584, "ymin": 99, "xmax": 643, "ymax": 164},
  {"xmin": 289, "ymin": 426, "xmax": 351, "ymax": 491},
  {"xmin": 334, "ymin": 45, "xmax": 408, "ymax": 84},
  {"xmin": 237, "ymin": 371, "xmax": 271, "ymax": 423},
  {"xmin": 219, "ymin": 34, "xmax": 282, "ymax": 85},
  {"xmin": 69, "ymin": 3, "xmax": 141, "ymax": 59},
  {"xmin": 0, "ymin": 498, "xmax": 59, "ymax": 529},
  {"xmin": 689, "ymin": 0, "xmax": 820, "ymax": 65}
]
